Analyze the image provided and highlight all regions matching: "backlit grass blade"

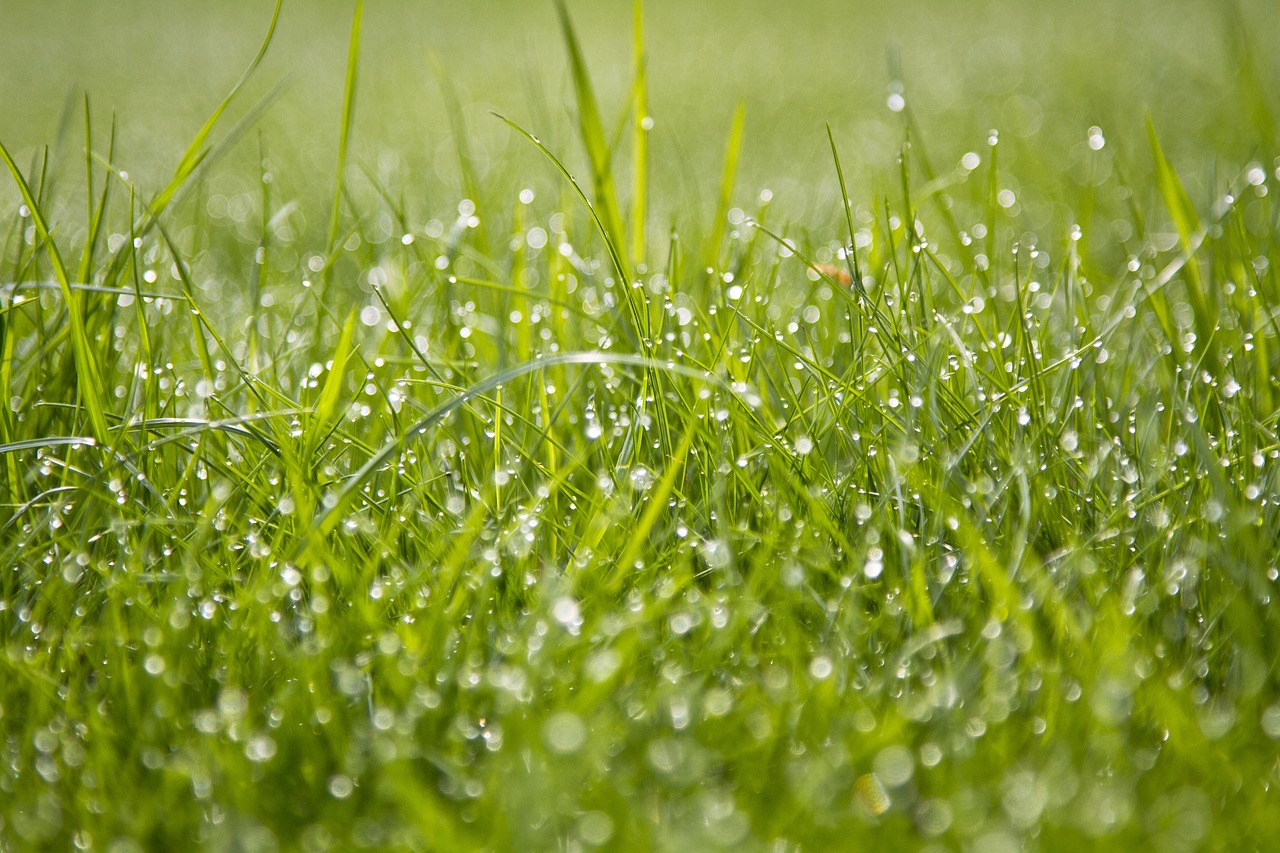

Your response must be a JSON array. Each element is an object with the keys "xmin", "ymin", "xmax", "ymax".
[
  {"xmin": 1147, "ymin": 118, "xmax": 1215, "ymax": 364},
  {"xmin": 630, "ymin": 0, "xmax": 649, "ymax": 269},
  {"xmin": 705, "ymin": 102, "xmax": 745, "ymax": 273},
  {"xmin": 1146, "ymin": 118, "xmax": 1203, "ymax": 251},
  {"xmin": 494, "ymin": 113, "xmax": 644, "ymax": 344},
  {"xmin": 152, "ymin": 0, "xmax": 282, "ymax": 216},
  {"xmin": 553, "ymin": 0, "xmax": 629, "ymax": 279},
  {"xmin": 326, "ymin": 0, "xmax": 364, "ymax": 263}
]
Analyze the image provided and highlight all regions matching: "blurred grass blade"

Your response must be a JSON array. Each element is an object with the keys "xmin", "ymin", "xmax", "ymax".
[
  {"xmin": 152, "ymin": 0, "xmax": 282, "ymax": 215},
  {"xmin": 630, "ymin": 0, "xmax": 648, "ymax": 268},
  {"xmin": 429, "ymin": 52, "xmax": 488, "ymax": 254},
  {"xmin": 1146, "ymin": 118, "xmax": 1203, "ymax": 250},
  {"xmin": 554, "ymin": 0, "xmax": 629, "ymax": 278},
  {"xmin": 1146, "ymin": 117, "xmax": 1213, "ymax": 355},
  {"xmin": 327, "ymin": 0, "xmax": 364, "ymax": 260},
  {"xmin": 705, "ymin": 102, "xmax": 745, "ymax": 272}
]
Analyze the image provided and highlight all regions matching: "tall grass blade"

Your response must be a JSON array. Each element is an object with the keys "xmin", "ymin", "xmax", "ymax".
[
  {"xmin": 630, "ymin": 0, "xmax": 648, "ymax": 268},
  {"xmin": 553, "ymin": 0, "xmax": 629, "ymax": 278},
  {"xmin": 327, "ymin": 0, "xmax": 364, "ymax": 262},
  {"xmin": 152, "ymin": 0, "xmax": 282, "ymax": 215},
  {"xmin": 0, "ymin": 140, "xmax": 108, "ymax": 441},
  {"xmin": 1146, "ymin": 118, "xmax": 1214, "ymax": 359},
  {"xmin": 705, "ymin": 103, "xmax": 745, "ymax": 272},
  {"xmin": 494, "ymin": 113, "xmax": 644, "ymax": 344}
]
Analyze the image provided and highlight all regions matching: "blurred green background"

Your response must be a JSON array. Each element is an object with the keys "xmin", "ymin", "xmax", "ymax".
[{"xmin": 2, "ymin": 0, "xmax": 1275, "ymax": 235}]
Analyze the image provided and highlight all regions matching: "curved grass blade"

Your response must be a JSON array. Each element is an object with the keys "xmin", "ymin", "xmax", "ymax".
[
  {"xmin": 493, "ymin": 113, "xmax": 645, "ymax": 345},
  {"xmin": 153, "ymin": 0, "xmax": 283, "ymax": 215},
  {"xmin": 304, "ymin": 351, "xmax": 751, "ymax": 544}
]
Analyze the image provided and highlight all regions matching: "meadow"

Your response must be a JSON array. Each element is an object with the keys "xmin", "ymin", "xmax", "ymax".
[{"xmin": 2, "ymin": 0, "xmax": 1279, "ymax": 849}]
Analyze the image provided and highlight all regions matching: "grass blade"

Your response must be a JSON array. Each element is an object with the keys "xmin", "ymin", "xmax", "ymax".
[
  {"xmin": 494, "ymin": 113, "xmax": 644, "ymax": 344},
  {"xmin": 0, "ymin": 140, "xmax": 108, "ymax": 441},
  {"xmin": 553, "ymin": 0, "xmax": 629, "ymax": 278},
  {"xmin": 326, "ymin": 0, "xmax": 364, "ymax": 263},
  {"xmin": 705, "ymin": 102, "xmax": 745, "ymax": 273},
  {"xmin": 152, "ymin": 0, "xmax": 282, "ymax": 216},
  {"xmin": 630, "ymin": 0, "xmax": 648, "ymax": 268}
]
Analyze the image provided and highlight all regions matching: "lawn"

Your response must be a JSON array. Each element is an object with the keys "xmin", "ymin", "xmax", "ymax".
[{"xmin": 2, "ymin": 0, "xmax": 1279, "ymax": 849}]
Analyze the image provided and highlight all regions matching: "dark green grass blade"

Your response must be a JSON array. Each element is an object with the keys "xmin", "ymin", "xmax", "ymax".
[{"xmin": 826, "ymin": 124, "xmax": 865, "ymax": 292}]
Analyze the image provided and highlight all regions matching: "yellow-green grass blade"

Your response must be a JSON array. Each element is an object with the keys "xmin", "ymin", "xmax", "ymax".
[
  {"xmin": 326, "ymin": 0, "xmax": 364, "ymax": 266},
  {"xmin": 705, "ymin": 102, "xmax": 745, "ymax": 273},
  {"xmin": 553, "ymin": 0, "xmax": 629, "ymax": 281},
  {"xmin": 630, "ymin": 0, "xmax": 649, "ymax": 269}
]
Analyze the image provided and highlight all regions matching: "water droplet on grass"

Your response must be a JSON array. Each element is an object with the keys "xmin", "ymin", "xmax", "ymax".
[
  {"xmin": 874, "ymin": 745, "xmax": 915, "ymax": 787},
  {"xmin": 578, "ymin": 811, "xmax": 614, "ymax": 846},
  {"xmin": 543, "ymin": 712, "xmax": 586, "ymax": 754},
  {"xmin": 628, "ymin": 466, "xmax": 654, "ymax": 492},
  {"xmin": 328, "ymin": 774, "xmax": 354, "ymax": 798}
]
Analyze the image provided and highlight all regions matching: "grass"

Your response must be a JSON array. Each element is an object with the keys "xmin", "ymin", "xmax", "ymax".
[{"xmin": 2, "ymin": 0, "xmax": 1279, "ymax": 850}]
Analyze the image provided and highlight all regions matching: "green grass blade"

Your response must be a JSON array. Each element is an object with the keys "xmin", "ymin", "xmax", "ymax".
[
  {"xmin": 76, "ymin": 102, "xmax": 115, "ymax": 286},
  {"xmin": 1146, "ymin": 118, "xmax": 1203, "ymax": 250},
  {"xmin": 310, "ymin": 311, "xmax": 357, "ymax": 453},
  {"xmin": 826, "ymin": 124, "xmax": 865, "ymax": 292},
  {"xmin": 553, "ymin": 0, "xmax": 629, "ymax": 278},
  {"xmin": 630, "ymin": 0, "xmax": 648, "ymax": 269},
  {"xmin": 704, "ymin": 102, "xmax": 745, "ymax": 273},
  {"xmin": 493, "ymin": 113, "xmax": 643, "ymax": 344},
  {"xmin": 0, "ymin": 139, "xmax": 108, "ymax": 441},
  {"xmin": 1146, "ymin": 117, "xmax": 1214, "ymax": 359},
  {"xmin": 326, "ymin": 0, "xmax": 364, "ymax": 262},
  {"xmin": 151, "ymin": 0, "xmax": 282, "ymax": 215}
]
